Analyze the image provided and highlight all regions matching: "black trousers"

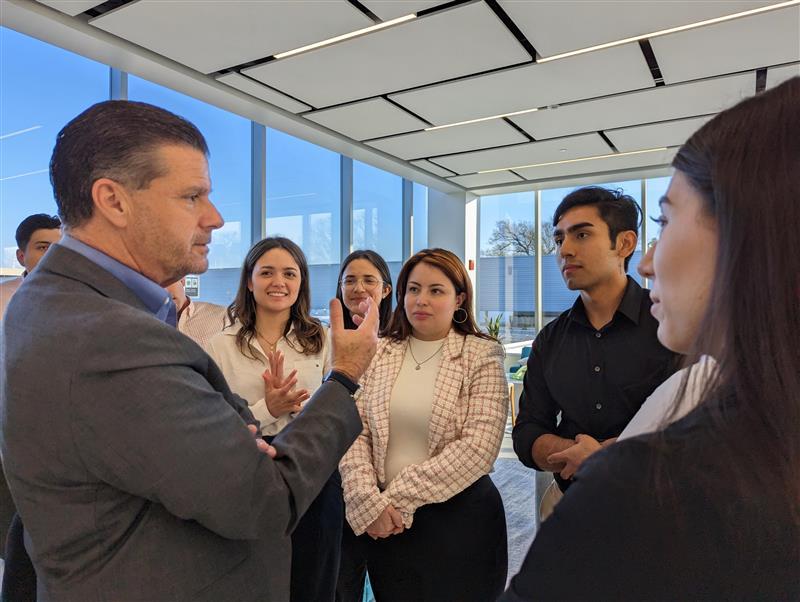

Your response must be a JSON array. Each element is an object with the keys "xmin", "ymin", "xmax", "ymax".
[
  {"xmin": 1, "ymin": 513, "xmax": 36, "ymax": 602},
  {"xmin": 290, "ymin": 471, "xmax": 343, "ymax": 602},
  {"xmin": 335, "ymin": 519, "xmax": 368, "ymax": 602},
  {"xmin": 345, "ymin": 475, "xmax": 508, "ymax": 602}
]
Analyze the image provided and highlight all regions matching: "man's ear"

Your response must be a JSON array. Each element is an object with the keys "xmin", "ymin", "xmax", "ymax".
[
  {"xmin": 616, "ymin": 230, "xmax": 638, "ymax": 261},
  {"xmin": 15, "ymin": 248, "xmax": 25, "ymax": 268},
  {"xmin": 91, "ymin": 178, "xmax": 132, "ymax": 228}
]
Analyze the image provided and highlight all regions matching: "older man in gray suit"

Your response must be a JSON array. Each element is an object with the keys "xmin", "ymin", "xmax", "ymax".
[{"xmin": 0, "ymin": 101, "xmax": 377, "ymax": 601}]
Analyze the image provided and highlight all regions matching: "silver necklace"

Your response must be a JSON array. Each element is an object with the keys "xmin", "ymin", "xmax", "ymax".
[{"xmin": 408, "ymin": 340, "xmax": 445, "ymax": 370}]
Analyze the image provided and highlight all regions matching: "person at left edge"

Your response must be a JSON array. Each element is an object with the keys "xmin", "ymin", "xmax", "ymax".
[{"xmin": 0, "ymin": 100, "xmax": 378, "ymax": 602}]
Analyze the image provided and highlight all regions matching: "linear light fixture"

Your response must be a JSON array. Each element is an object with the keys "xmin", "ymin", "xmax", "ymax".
[
  {"xmin": 478, "ymin": 147, "xmax": 669, "ymax": 174},
  {"xmin": 538, "ymin": 0, "xmax": 799, "ymax": 63},
  {"xmin": 425, "ymin": 107, "xmax": 540, "ymax": 131},
  {"xmin": 273, "ymin": 13, "xmax": 417, "ymax": 60},
  {"xmin": 419, "ymin": 0, "xmax": 797, "ymax": 132}
]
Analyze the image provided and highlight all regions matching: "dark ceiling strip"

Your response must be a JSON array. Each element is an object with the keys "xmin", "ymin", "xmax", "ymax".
[
  {"xmin": 346, "ymin": 0, "xmax": 381, "ymax": 23},
  {"xmin": 755, "ymin": 68, "xmax": 768, "ymax": 93},
  {"xmin": 211, "ymin": 55, "xmax": 277, "ymax": 78},
  {"xmin": 597, "ymin": 131, "xmax": 619, "ymax": 153},
  {"xmin": 414, "ymin": 138, "xmax": 532, "ymax": 162},
  {"xmin": 508, "ymin": 169, "xmax": 526, "ymax": 180},
  {"xmin": 382, "ymin": 96, "xmax": 434, "ymax": 127},
  {"xmin": 638, "ymin": 40, "xmax": 665, "ymax": 87},
  {"xmin": 424, "ymin": 159, "xmax": 459, "ymax": 177},
  {"xmin": 483, "ymin": 0, "xmax": 539, "ymax": 61},
  {"xmin": 503, "ymin": 117, "xmax": 535, "ymax": 142},
  {"xmin": 230, "ymin": 72, "xmax": 318, "ymax": 111},
  {"xmin": 360, "ymin": 128, "xmax": 426, "ymax": 144},
  {"xmin": 83, "ymin": 0, "xmax": 136, "ymax": 18},
  {"xmin": 417, "ymin": 0, "xmax": 474, "ymax": 18}
]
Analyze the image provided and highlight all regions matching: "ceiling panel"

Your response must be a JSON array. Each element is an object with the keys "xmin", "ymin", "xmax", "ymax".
[
  {"xmin": 410, "ymin": 159, "xmax": 457, "ymax": 178},
  {"xmin": 510, "ymin": 72, "xmax": 754, "ymax": 140},
  {"xmin": 499, "ymin": 1, "xmax": 772, "ymax": 57},
  {"xmin": 366, "ymin": 120, "xmax": 528, "ymax": 160},
  {"xmin": 434, "ymin": 133, "xmax": 611, "ymax": 174},
  {"xmin": 514, "ymin": 148, "xmax": 678, "ymax": 181},
  {"xmin": 304, "ymin": 98, "xmax": 427, "ymax": 141},
  {"xmin": 767, "ymin": 62, "xmax": 800, "ymax": 88},
  {"xmin": 390, "ymin": 43, "xmax": 653, "ymax": 126},
  {"xmin": 91, "ymin": 1, "xmax": 372, "ymax": 74},
  {"xmin": 216, "ymin": 73, "xmax": 311, "ymax": 113},
  {"xmin": 361, "ymin": 1, "xmax": 451, "ymax": 20},
  {"xmin": 448, "ymin": 171, "xmax": 523, "ymax": 188},
  {"xmin": 650, "ymin": 6, "xmax": 800, "ymax": 84},
  {"xmin": 605, "ymin": 116, "xmax": 712, "ymax": 153},
  {"xmin": 243, "ymin": 1, "xmax": 530, "ymax": 108},
  {"xmin": 37, "ymin": 0, "xmax": 104, "ymax": 15}
]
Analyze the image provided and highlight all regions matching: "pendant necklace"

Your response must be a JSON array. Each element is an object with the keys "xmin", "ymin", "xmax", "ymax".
[{"xmin": 408, "ymin": 339, "xmax": 445, "ymax": 370}]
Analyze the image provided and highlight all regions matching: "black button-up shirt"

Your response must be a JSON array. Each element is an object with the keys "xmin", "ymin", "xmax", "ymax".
[{"xmin": 512, "ymin": 277, "xmax": 678, "ymax": 491}]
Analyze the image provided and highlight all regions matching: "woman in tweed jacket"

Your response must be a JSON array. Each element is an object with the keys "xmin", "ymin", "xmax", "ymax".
[{"xmin": 340, "ymin": 248, "xmax": 508, "ymax": 602}]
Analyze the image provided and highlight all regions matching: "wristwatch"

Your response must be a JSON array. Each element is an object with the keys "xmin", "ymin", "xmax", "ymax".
[{"xmin": 324, "ymin": 370, "xmax": 359, "ymax": 395}]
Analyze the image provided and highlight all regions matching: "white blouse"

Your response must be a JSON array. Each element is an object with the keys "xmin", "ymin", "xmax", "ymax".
[{"xmin": 207, "ymin": 322, "xmax": 329, "ymax": 436}]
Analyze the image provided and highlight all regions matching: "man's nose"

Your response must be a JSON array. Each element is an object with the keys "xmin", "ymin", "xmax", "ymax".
[{"xmin": 203, "ymin": 198, "xmax": 224, "ymax": 230}]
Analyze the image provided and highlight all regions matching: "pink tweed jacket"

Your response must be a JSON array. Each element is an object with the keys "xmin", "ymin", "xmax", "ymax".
[{"xmin": 340, "ymin": 329, "xmax": 508, "ymax": 535}]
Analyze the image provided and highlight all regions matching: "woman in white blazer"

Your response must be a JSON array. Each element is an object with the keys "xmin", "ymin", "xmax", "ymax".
[
  {"xmin": 340, "ymin": 248, "xmax": 508, "ymax": 602},
  {"xmin": 207, "ymin": 236, "xmax": 335, "ymax": 602}
]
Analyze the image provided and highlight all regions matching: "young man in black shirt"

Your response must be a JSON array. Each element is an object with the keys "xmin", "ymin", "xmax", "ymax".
[{"xmin": 512, "ymin": 187, "xmax": 676, "ymax": 495}]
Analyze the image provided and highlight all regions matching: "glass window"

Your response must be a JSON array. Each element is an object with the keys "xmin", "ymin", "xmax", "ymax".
[
  {"xmin": 0, "ymin": 28, "xmax": 108, "ymax": 275},
  {"xmin": 412, "ymin": 182, "xmax": 428, "ymax": 254},
  {"xmin": 478, "ymin": 191, "xmax": 536, "ymax": 343},
  {"xmin": 128, "ymin": 76, "xmax": 251, "ymax": 306},
  {"xmin": 266, "ymin": 128, "xmax": 341, "ymax": 318},
  {"xmin": 541, "ymin": 180, "xmax": 643, "ymax": 326}
]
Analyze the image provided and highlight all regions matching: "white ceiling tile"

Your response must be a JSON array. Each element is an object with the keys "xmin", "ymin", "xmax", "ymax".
[
  {"xmin": 767, "ymin": 62, "xmax": 800, "ymax": 88},
  {"xmin": 361, "ymin": 1, "xmax": 451, "ymax": 20},
  {"xmin": 650, "ymin": 6, "xmax": 800, "ymax": 84},
  {"xmin": 390, "ymin": 43, "xmax": 653, "ymax": 126},
  {"xmin": 448, "ymin": 171, "xmax": 523, "ymax": 188},
  {"xmin": 366, "ymin": 119, "xmax": 528, "ymax": 160},
  {"xmin": 434, "ymin": 133, "xmax": 611, "ymax": 174},
  {"xmin": 514, "ymin": 148, "xmax": 677, "ymax": 181},
  {"xmin": 510, "ymin": 73, "xmax": 754, "ymax": 140},
  {"xmin": 244, "ymin": 1, "xmax": 530, "ymax": 108},
  {"xmin": 91, "ymin": 0, "xmax": 373, "ymax": 74},
  {"xmin": 37, "ymin": 0, "xmax": 104, "ymax": 15},
  {"xmin": 216, "ymin": 73, "xmax": 311, "ymax": 113},
  {"xmin": 605, "ymin": 116, "xmax": 713, "ymax": 153},
  {"xmin": 499, "ymin": 1, "xmax": 773, "ymax": 57},
  {"xmin": 410, "ymin": 159, "xmax": 457, "ymax": 177},
  {"xmin": 304, "ymin": 98, "xmax": 427, "ymax": 141}
]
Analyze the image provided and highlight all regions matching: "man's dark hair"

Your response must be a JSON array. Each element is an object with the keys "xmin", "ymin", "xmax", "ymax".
[
  {"xmin": 15, "ymin": 213, "xmax": 61, "ymax": 250},
  {"xmin": 50, "ymin": 100, "xmax": 209, "ymax": 228},
  {"xmin": 552, "ymin": 186, "xmax": 641, "ymax": 271}
]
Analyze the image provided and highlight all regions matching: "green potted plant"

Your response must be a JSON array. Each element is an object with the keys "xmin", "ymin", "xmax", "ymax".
[{"xmin": 483, "ymin": 312, "xmax": 503, "ymax": 340}]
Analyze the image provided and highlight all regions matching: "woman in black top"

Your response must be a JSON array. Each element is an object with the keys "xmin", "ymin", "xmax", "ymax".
[{"xmin": 502, "ymin": 77, "xmax": 800, "ymax": 601}]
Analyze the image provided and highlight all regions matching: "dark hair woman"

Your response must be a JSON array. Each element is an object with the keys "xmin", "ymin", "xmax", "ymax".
[
  {"xmin": 502, "ymin": 78, "xmax": 800, "ymax": 601},
  {"xmin": 335, "ymin": 250, "xmax": 393, "ymax": 331},
  {"xmin": 340, "ymin": 248, "xmax": 508, "ymax": 602},
  {"xmin": 207, "ymin": 236, "xmax": 339, "ymax": 602}
]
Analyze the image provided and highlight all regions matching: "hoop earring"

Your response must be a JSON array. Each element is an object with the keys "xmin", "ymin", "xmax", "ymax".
[{"xmin": 453, "ymin": 307, "xmax": 468, "ymax": 324}]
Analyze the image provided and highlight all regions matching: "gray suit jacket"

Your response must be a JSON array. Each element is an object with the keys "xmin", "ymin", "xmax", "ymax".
[{"xmin": 0, "ymin": 244, "xmax": 362, "ymax": 601}]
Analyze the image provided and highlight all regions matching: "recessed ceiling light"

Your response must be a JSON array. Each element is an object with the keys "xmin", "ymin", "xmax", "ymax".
[
  {"xmin": 424, "ymin": 107, "xmax": 540, "ymax": 131},
  {"xmin": 478, "ymin": 147, "xmax": 670, "ymax": 174},
  {"xmin": 274, "ymin": 13, "xmax": 416, "ymax": 60}
]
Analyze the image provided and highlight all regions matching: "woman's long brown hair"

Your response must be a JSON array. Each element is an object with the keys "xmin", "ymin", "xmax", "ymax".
[
  {"xmin": 226, "ymin": 237, "xmax": 324, "ymax": 359},
  {"xmin": 659, "ymin": 77, "xmax": 800, "ymax": 517}
]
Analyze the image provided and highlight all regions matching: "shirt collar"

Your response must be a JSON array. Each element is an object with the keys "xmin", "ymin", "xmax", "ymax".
[
  {"xmin": 568, "ymin": 276, "xmax": 644, "ymax": 328},
  {"xmin": 59, "ymin": 235, "xmax": 174, "ymax": 323}
]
